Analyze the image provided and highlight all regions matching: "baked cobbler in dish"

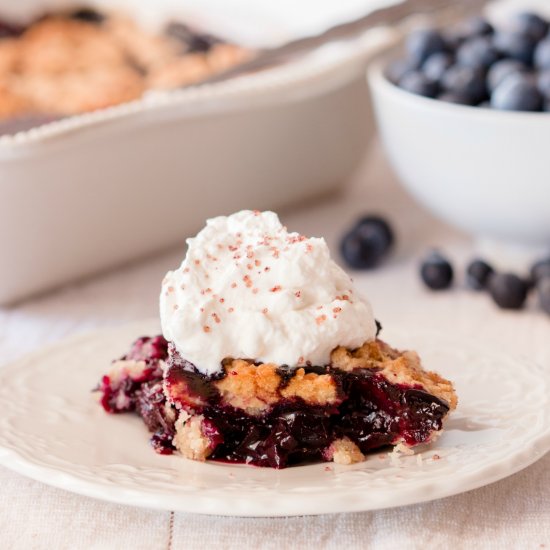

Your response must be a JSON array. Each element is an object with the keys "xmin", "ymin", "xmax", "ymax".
[
  {"xmin": 0, "ymin": 6, "xmax": 249, "ymax": 118},
  {"xmin": 97, "ymin": 211, "xmax": 457, "ymax": 468}
]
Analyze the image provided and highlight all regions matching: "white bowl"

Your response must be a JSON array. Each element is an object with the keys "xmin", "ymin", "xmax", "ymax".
[
  {"xmin": 0, "ymin": 0, "xmax": 399, "ymax": 305},
  {"xmin": 368, "ymin": 57, "xmax": 550, "ymax": 265}
]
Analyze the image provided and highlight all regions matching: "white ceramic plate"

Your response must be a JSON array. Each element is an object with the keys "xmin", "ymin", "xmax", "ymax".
[{"xmin": 0, "ymin": 320, "xmax": 548, "ymax": 517}]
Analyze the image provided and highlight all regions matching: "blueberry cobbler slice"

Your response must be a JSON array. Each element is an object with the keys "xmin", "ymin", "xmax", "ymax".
[{"xmin": 96, "ymin": 210, "xmax": 457, "ymax": 468}]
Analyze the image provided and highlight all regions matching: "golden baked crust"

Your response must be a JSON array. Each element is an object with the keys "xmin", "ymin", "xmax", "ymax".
[
  {"xmin": 331, "ymin": 340, "xmax": 458, "ymax": 410},
  {"xmin": 325, "ymin": 437, "xmax": 365, "ymax": 465},
  {"xmin": 173, "ymin": 413, "xmax": 214, "ymax": 461},
  {"xmin": 215, "ymin": 360, "xmax": 338, "ymax": 415},
  {"xmin": 191, "ymin": 339, "xmax": 457, "ymax": 416},
  {"xmin": 280, "ymin": 368, "xmax": 338, "ymax": 406}
]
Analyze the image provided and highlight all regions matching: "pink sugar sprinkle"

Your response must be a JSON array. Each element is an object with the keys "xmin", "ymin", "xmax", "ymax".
[
  {"xmin": 270, "ymin": 285, "xmax": 282, "ymax": 292},
  {"xmin": 203, "ymin": 326, "xmax": 211, "ymax": 333},
  {"xmin": 212, "ymin": 313, "xmax": 221, "ymax": 324},
  {"xmin": 316, "ymin": 315, "xmax": 327, "ymax": 325}
]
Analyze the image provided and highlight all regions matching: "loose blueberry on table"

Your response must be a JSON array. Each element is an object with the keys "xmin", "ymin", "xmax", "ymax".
[
  {"xmin": 389, "ymin": 11, "xmax": 550, "ymax": 112},
  {"xmin": 466, "ymin": 259, "xmax": 494, "ymax": 291},
  {"xmin": 488, "ymin": 273, "xmax": 529, "ymax": 310},
  {"xmin": 531, "ymin": 257, "xmax": 550, "ymax": 285},
  {"xmin": 340, "ymin": 215, "xmax": 394, "ymax": 270},
  {"xmin": 420, "ymin": 251, "xmax": 454, "ymax": 290},
  {"xmin": 537, "ymin": 277, "xmax": 550, "ymax": 315}
]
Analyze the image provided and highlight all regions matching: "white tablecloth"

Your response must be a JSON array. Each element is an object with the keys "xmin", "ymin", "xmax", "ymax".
[{"xmin": 1, "ymin": 142, "xmax": 548, "ymax": 549}]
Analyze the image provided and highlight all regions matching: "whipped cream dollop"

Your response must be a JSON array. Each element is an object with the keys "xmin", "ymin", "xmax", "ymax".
[{"xmin": 160, "ymin": 210, "xmax": 377, "ymax": 376}]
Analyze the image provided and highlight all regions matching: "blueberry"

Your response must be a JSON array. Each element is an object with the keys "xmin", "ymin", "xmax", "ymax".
[
  {"xmin": 493, "ymin": 31, "xmax": 537, "ymax": 65},
  {"xmin": 386, "ymin": 58, "xmax": 419, "ymax": 84},
  {"xmin": 456, "ymin": 16, "xmax": 495, "ymax": 40},
  {"xmin": 440, "ymin": 65, "xmax": 487, "ymax": 104},
  {"xmin": 406, "ymin": 29, "xmax": 447, "ymax": 64},
  {"xmin": 437, "ymin": 91, "xmax": 473, "ymax": 105},
  {"xmin": 340, "ymin": 216, "xmax": 394, "ymax": 269},
  {"xmin": 491, "ymin": 73, "xmax": 543, "ymax": 111},
  {"xmin": 420, "ymin": 251, "xmax": 454, "ymax": 290},
  {"xmin": 445, "ymin": 16, "xmax": 494, "ymax": 50},
  {"xmin": 537, "ymin": 70, "xmax": 550, "ymax": 97},
  {"xmin": 443, "ymin": 30, "xmax": 464, "ymax": 51},
  {"xmin": 488, "ymin": 273, "xmax": 529, "ymax": 309},
  {"xmin": 69, "ymin": 8, "xmax": 105, "ymax": 24},
  {"xmin": 466, "ymin": 259, "xmax": 494, "ymax": 290},
  {"xmin": 510, "ymin": 12, "xmax": 549, "ymax": 41},
  {"xmin": 398, "ymin": 71, "xmax": 439, "ymax": 97},
  {"xmin": 487, "ymin": 59, "xmax": 527, "ymax": 93},
  {"xmin": 537, "ymin": 276, "xmax": 550, "ymax": 314},
  {"xmin": 165, "ymin": 22, "xmax": 217, "ymax": 52},
  {"xmin": 530, "ymin": 257, "xmax": 550, "ymax": 283},
  {"xmin": 456, "ymin": 36, "xmax": 499, "ymax": 70},
  {"xmin": 423, "ymin": 52, "xmax": 454, "ymax": 81},
  {"xmin": 534, "ymin": 38, "xmax": 550, "ymax": 70}
]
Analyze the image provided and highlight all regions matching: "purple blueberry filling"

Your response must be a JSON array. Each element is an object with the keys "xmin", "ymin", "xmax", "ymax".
[
  {"xmin": 98, "ymin": 336, "xmax": 449, "ymax": 467},
  {"xmin": 165, "ymin": 352, "xmax": 449, "ymax": 469}
]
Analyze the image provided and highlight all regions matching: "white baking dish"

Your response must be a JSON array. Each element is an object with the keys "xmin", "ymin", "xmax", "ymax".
[{"xmin": 0, "ymin": 0, "xmax": 402, "ymax": 304}]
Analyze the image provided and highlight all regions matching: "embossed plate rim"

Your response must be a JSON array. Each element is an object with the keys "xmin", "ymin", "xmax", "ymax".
[{"xmin": 0, "ymin": 320, "xmax": 548, "ymax": 517}]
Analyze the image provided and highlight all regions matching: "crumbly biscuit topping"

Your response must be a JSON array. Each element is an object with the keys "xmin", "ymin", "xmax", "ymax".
[
  {"xmin": 331, "ymin": 340, "xmax": 458, "ymax": 409},
  {"xmin": 0, "ymin": 14, "xmax": 249, "ymax": 119}
]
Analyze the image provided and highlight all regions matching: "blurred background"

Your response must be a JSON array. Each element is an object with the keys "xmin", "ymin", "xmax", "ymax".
[{"xmin": 0, "ymin": 0, "xmax": 549, "ymax": 338}]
